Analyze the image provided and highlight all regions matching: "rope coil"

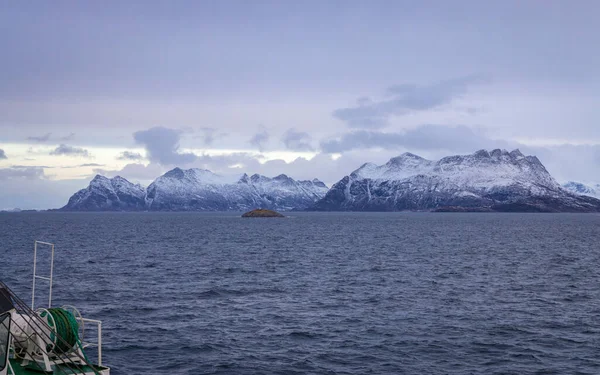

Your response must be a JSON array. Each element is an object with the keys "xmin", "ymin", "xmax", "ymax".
[
  {"xmin": 39, "ymin": 307, "xmax": 89, "ymax": 362},
  {"xmin": 47, "ymin": 308, "xmax": 79, "ymax": 354}
]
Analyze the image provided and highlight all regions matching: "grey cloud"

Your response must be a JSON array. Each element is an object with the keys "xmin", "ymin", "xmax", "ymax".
[
  {"xmin": 10, "ymin": 165, "xmax": 52, "ymax": 169},
  {"xmin": 0, "ymin": 149, "xmax": 6, "ymax": 159},
  {"xmin": 93, "ymin": 163, "xmax": 164, "ymax": 181},
  {"xmin": 282, "ymin": 129, "xmax": 314, "ymax": 152},
  {"xmin": 117, "ymin": 151, "xmax": 144, "ymax": 161},
  {"xmin": 79, "ymin": 163, "xmax": 104, "ymax": 167},
  {"xmin": 320, "ymin": 125, "xmax": 507, "ymax": 154},
  {"xmin": 60, "ymin": 132, "xmax": 76, "ymax": 141},
  {"xmin": 133, "ymin": 127, "xmax": 196, "ymax": 165},
  {"xmin": 49, "ymin": 144, "xmax": 91, "ymax": 157},
  {"xmin": 0, "ymin": 166, "xmax": 45, "ymax": 180},
  {"xmin": 27, "ymin": 133, "xmax": 52, "ymax": 142},
  {"xmin": 196, "ymin": 127, "xmax": 220, "ymax": 146},
  {"xmin": 57, "ymin": 163, "xmax": 105, "ymax": 168},
  {"xmin": 333, "ymin": 76, "xmax": 488, "ymax": 128},
  {"xmin": 249, "ymin": 130, "xmax": 269, "ymax": 152},
  {"xmin": 191, "ymin": 128, "xmax": 229, "ymax": 146}
]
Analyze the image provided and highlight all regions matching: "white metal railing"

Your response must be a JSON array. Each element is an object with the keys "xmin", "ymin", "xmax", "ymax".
[
  {"xmin": 31, "ymin": 241, "xmax": 55, "ymax": 310},
  {"xmin": 77, "ymin": 317, "xmax": 103, "ymax": 366}
]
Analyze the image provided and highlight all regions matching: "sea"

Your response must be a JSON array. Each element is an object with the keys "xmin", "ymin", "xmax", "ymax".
[{"xmin": 1, "ymin": 212, "xmax": 600, "ymax": 374}]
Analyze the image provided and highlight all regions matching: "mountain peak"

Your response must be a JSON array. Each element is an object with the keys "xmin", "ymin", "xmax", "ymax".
[
  {"xmin": 238, "ymin": 173, "xmax": 250, "ymax": 183},
  {"xmin": 163, "ymin": 167, "xmax": 185, "ymax": 179},
  {"xmin": 112, "ymin": 175, "xmax": 128, "ymax": 182},
  {"xmin": 91, "ymin": 174, "xmax": 109, "ymax": 182},
  {"xmin": 489, "ymin": 148, "xmax": 508, "ymax": 158},
  {"xmin": 525, "ymin": 155, "xmax": 542, "ymax": 165},
  {"xmin": 250, "ymin": 173, "xmax": 269, "ymax": 183},
  {"xmin": 312, "ymin": 179, "xmax": 328, "ymax": 188},
  {"xmin": 473, "ymin": 149, "xmax": 490, "ymax": 158},
  {"xmin": 399, "ymin": 152, "xmax": 422, "ymax": 159},
  {"xmin": 62, "ymin": 174, "xmax": 145, "ymax": 211},
  {"xmin": 387, "ymin": 152, "xmax": 427, "ymax": 166},
  {"xmin": 510, "ymin": 149, "xmax": 524, "ymax": 158}
]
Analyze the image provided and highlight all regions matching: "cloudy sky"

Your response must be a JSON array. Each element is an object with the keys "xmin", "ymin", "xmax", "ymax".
[{"xmin": 1, "ymin": 1, "xmax": 599, "ymax": 209}]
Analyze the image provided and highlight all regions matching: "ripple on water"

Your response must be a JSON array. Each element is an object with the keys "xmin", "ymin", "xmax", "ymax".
[{"xmin": 2, "ymin": 212, "xmax": 600, "ymax": 374}]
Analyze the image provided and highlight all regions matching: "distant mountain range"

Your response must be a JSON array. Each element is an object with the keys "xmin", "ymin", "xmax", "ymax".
[
  {"xmin": 313, "ymin": 149, "xmax": 600, "ymax": 212},
  {"xmin": 562, "ymin": 181, "xmax": 600, "ymax": 199},
  {"xmin": 61, "ymin": 149, "xmax": 600, "ymax": 212},
  {"xmin": 62, "ymin": 169, "xmax": 328, "ymax": 211}
]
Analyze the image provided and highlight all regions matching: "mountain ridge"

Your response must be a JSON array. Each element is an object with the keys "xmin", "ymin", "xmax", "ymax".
[
  {"xmin": 62, "ymin": 168, "xmax": 328, "ymax": 211},
  {"xmin": 312, "ymin": 149, "xmax": 600, "ymax": 212},
  {"xmin": 562, "ymin": 181, "xmax": 600, "ymax": 199}
]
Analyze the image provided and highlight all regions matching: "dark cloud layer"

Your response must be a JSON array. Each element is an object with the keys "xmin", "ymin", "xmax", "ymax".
[
  {"xmin": 56, "ymin": 163, "xmax": 104, "ymax": 169},
  {"xmin": 60, "ymin": 132, "xmax": 76, "ymax": 141},
  {"xmin": 249, "ymin": 130, "xmax": 269, "ymax": 152},
  {"xmin": 10, "ymin": 165, "xmax": 51, "ymax": 169},
  {"xmin": 117, "ymin": 151, "xmax": 144, "ymax": 161},
  {"xmin": 0, "ymin": 166, "xmax": 45, "ymax": 180},
  {"xmin": 333, "ymin": 76, "xmax": 487, "ymax": 128},
  {"xmin": 25, "ymin": 133, "xmax": 74, "ymax": 143},
  {"xmin": 196, "ymin": 127, "xmax": 219, "ymax": 146},
  {"xmin": 282, "ymin": 129, "xmax": 314, "ymax": 152},
  {"xmin": 49, "ymin": 144, "xmax": 91, "ymax": 157},
  {"xmin": 133, "ymin": 127, "xmax": 196, "ymax": 165},
  {"xmin": 0, "ymin": 149, "xmax": 6, "ymax": 159},
  {"xmin": 78, "ymin": 163, "xmax": 104, "ymax": 167},
  {"xmin": 27, "ymin": 133, "xmax": 52, "ymax": 142}
]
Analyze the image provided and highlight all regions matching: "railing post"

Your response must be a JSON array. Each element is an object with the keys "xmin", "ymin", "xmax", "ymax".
[
  {"xmin": 32, "ymin": 241, "xmax": 37, "ymax": 309},
  {"xmin": 48, "ymin": 244, "xmax": 54, "ymax": 308},
  {"xmin": 97, "ymin": 321, "xmax": 102, "ymax": 366}
]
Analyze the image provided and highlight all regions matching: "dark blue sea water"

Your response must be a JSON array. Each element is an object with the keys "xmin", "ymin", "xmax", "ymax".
[{"xmin": 1, "ymin": 212, "xmax": 600, "ymax": 374}]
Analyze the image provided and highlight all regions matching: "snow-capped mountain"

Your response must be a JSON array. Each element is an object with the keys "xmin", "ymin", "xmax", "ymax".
[
  {"xmin": 146, "ymin": 168, "xmax": 328, "ymax": 211},
  {"xmin": 562, "ymin": 182, "xmax": 600, "ymax": 198},
  {"xmin": 62, "ymin": 175, "xmax": 146, "ymax": 211},
  {"xmin": 61, "ymin": 169, "xmax": 328, "ymax": 211},
  {"xmin": 312, "ymin": 149, "xmax": 600, "ymax": 212}
]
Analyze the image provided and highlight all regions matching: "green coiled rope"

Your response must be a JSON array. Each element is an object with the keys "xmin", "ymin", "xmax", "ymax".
[
  {"xmin": 47, "ymin": 308, "xmax": 80, "ymax": 354},
  {"xmin": 42, "ymin": 307, "xmax": 89, "ymax": 362}
]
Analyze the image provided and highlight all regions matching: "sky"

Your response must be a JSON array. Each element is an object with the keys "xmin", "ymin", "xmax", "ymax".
[{"xmin": 1, "ymin": 0, "xmax": 599, "ymax": 209}]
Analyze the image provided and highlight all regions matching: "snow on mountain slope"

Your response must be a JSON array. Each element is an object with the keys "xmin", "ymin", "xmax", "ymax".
[
  {"xmin": 62, "ymin": 169, "xmax": 328, "ymax": 211},
  {"xmin": 144, "ymin": 168, "xmax": 328, "ymax": 211},
  {"xmin": 562, "ymin": 182, "xmax": 600, "ymax": 198},
  {"xmin": 62, "ymin": 175, "xmax": 146, "ymax": 211},
  {"xmin": 313, "ymin": 149, "xmax": 600, "ymax": 212}
]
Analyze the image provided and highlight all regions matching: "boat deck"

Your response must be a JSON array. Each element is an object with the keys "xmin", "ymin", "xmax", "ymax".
[{"xmin": 7, "ymin": 358, "xmax": 110, "ymax": 375}]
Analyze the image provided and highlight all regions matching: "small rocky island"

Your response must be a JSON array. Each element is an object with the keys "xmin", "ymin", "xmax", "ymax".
[{"xmin": 241, "ymin": 209, "xmax": 285, "ymax": 218}]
